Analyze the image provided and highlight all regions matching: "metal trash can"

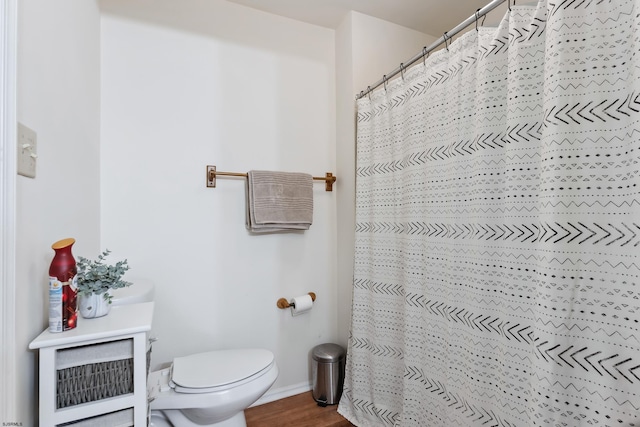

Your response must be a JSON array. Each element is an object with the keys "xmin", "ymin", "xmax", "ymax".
[{"xmin": 311, "ymin": 343, "xmax": 346, "ymax": 406}]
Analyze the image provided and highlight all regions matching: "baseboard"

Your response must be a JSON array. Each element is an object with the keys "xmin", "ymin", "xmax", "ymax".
[{"xmin": 251, "ymin": 381, "xmax": 311, "ymax": 407}]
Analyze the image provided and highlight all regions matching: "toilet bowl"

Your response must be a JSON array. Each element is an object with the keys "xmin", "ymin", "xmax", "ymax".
[
  {"xmin": 149, "ymin": 349, "xmax": 279, "ymax": 427},
  {"xmin": 111, "ymin": 279, "xmax": 279, "ymax": 427}
]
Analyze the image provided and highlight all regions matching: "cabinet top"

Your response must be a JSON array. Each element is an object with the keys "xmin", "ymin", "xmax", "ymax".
[{"xmin": 29, "ymin": 302, "xmax": 154, "ymax": 350}]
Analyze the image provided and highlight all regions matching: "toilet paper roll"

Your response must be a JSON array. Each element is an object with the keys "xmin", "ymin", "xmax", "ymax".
[{"xmin": 291, "ymin": 294, "xmax": 313, "ymax": 316}]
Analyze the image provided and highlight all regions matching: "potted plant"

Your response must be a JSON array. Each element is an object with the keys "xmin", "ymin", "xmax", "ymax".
[{"xmin": 76, "ymin": 249, "xmax": 132, "ymax": 318}]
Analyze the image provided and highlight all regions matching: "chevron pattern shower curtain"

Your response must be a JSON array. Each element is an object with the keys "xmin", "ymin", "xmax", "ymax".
[{"xmin": 338, "ymin": 1, "xmax": 640, "ymax": 426}]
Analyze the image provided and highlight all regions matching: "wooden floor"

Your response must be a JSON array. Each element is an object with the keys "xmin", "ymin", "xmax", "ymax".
[{"xmin": 245, "ymin": 392, "xmax": 355, "ymax": 427}]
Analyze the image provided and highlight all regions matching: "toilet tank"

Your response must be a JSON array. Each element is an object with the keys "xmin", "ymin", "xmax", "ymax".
[{"xmin": 110, "ymin": 278, "xmax": 155, "ymax": 306}]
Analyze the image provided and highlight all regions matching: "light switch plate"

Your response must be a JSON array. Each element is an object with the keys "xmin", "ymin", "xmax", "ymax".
[{"xmin": 17, "ymin": 123, "xmax": 37, "ymax": 178}]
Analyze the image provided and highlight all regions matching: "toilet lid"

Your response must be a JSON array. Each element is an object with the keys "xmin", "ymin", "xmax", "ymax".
[{"xmin": 171, "ymin": 349, "xmax": 274, "ymax": 389}]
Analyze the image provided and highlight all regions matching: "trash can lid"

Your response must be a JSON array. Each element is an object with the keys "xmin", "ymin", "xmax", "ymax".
[{"xmin": 312, "ymin": 343, "xmax": 345, "ymax": 362}]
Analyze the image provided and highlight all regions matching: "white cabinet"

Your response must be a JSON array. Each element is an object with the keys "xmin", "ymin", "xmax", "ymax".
[{"xmin": 29, "ymin": 302, "xmax": 154, "ymax": 426}]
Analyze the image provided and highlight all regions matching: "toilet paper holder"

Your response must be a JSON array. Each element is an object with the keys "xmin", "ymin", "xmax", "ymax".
[{"xmin": 276, "ymin": 292, "xmax": 316, "ymax": 309}]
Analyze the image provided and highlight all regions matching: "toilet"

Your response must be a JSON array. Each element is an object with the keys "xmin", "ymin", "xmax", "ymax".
[{"xmin": 111, "ymin": 279, "xmax": 279, "ymax": 427}]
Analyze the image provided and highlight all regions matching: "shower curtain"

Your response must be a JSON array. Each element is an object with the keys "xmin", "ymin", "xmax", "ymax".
[{"xmin": 338, "ymin": 1, "xmax": 640, "ymax": 426}]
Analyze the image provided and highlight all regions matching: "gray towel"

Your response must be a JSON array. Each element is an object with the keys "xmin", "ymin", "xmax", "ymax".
[{"xmin": 246, "ymin": 170, "xmax": 313, "ymax": 233}]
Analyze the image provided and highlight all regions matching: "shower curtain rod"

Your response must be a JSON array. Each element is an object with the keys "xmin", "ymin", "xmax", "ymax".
[{"xmin": 356, "ymin": 0, "xmax": 508, "ymax": 100}]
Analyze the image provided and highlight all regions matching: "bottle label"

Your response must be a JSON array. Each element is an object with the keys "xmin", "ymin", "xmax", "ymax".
[
  {"xmin": 62, "ymin": 278, "xmax": 78, "ymax": 330},
  {"xmin": 49, "ymin": 277, "xmax": 62, "ymax": 333},
  {"xmin": 49, "ymin": 276, "xmax": 78, "ymax": 332}
]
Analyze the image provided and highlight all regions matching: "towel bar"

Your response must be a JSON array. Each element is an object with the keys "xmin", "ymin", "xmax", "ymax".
[{"xmin": 206, "ymin": 165, "xmax": 336, "ymax": 191}]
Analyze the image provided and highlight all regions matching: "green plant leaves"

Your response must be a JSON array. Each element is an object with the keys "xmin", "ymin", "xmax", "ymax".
[{"xmin": 76, "ymin": 249, "xmax": 132, "ymax": 300}]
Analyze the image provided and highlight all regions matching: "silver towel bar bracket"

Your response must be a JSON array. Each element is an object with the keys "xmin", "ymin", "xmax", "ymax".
[{"xmin": 206, "ymin": 165, "xmax": 337, "ymax": 192}]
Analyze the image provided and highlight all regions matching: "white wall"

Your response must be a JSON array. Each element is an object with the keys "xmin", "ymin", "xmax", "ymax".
[
  {"xmin": 11, "ymin": 0, "xmax": 447, "ymax": 417},
  {"xmin": 100, "ymin": 1, "xmax": 336, "ymax": 398},
  {"xmin": 351, "ymin": 12, "xmax": 439, "ymax": 99},
  {"xmin": 335, "ymin": 11, "xmax": 437, "ymax": 346},
  {"xmin": 16, "ymin": 0, "xmax": 101, "ymax": 424}
]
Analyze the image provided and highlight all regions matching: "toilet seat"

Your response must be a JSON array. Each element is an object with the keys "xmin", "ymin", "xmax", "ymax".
[{"xmin": 170, "ymin": 349, "xmax": 275, "ymax": 394}]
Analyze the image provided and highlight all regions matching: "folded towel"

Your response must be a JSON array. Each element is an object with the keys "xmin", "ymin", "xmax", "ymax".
[{"xmin": 246, "ymin": 170, "xmax": 313, "ymax": 233}]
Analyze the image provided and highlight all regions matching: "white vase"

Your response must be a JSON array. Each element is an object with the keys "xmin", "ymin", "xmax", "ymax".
[{"xmin": 79, "ymin": 292, "xmax": 111, "ymax": 318}]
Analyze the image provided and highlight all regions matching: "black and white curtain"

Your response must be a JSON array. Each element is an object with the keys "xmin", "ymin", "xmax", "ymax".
[{"xmin": 339, "ymin": 1, "xmax": 640, "ymax": 426}]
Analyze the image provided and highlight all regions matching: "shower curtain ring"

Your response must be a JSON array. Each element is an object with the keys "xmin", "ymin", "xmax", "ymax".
[
  {"xmin": 383, "ymin": 75, "xmax": 388, "ymax": 91},
  {"xmin": 422, "ymin": 46, "xmax": 429, "ymax": 66},
  {"xmin": 443, "ymin": 32, "xmax": 450, "ymax": 51},
  {"xmin": 475, "ymin": 9, "xmax": 480, "ymax": 31},
  {"xmin": 367, "ymin": 86, "xmax": 372, "ymax": 100},
  {"xmin": 400, "ymin": 63, "xmax": 405, "ymax": 80}
]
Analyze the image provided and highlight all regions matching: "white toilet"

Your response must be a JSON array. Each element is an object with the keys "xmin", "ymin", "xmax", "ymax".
[{"xmin": 111, "ymin": 279, "xmax": 279, "ymax": 427}]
